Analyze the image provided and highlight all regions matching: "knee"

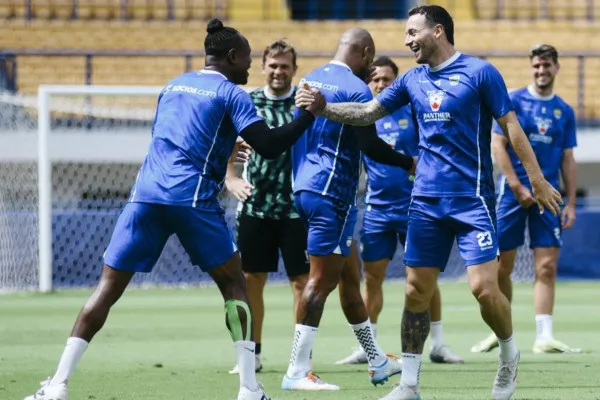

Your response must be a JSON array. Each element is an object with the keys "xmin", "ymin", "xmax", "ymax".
[
  {"xmin": 498, "ymin": 263, "xmax": 514, "ymax": 280},
  {"xmin": 303, "ymin": 276, "xmax": 336, "ymax": 301},
  {"xmin": 535, "ymin": 258, "xmax": 557, "ymax": 282},
  {"xmin": 364, "ymin": 270, "xmax": 385, "ymax": 289},
  {"xmin": 290, "ymin": 275, "xmax": 308, "ymax": 295},
  {"xmin": 470, "ymin": 279, "xmax": 499, "ymax": 306},
  {"xmin": 405, "ymin": 279, "xmax": 434, "ymax": 310}
]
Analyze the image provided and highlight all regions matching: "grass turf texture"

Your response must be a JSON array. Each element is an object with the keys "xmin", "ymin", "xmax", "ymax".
[{"xmin": 1, "ymin": 282, "xmax": 599, "ymax": 399}]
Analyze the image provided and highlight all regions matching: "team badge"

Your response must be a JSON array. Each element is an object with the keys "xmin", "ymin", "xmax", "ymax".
[
  {"xmin": 449, "ymin": 75, "xmax": 460, "ymax": 86},
  {"xmin": 554, "ymin": 108, "xmax": 562, "ymax": 119},
  {"xmin": 535, "ymin": 116, "xmax": 552, "ymax": 135},
  {"xmin": 427, "ymin": 90, "xmax": 445, "ymax": 112},
  {"xmin": 398, "ymin": 119, "xmax": 409, "ymax": 129}
]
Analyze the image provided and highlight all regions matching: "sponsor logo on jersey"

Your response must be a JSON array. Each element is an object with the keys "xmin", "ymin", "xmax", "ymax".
[
  {"xmin": 449, "ymin": 74, "xmax": 460, "ymax": 86},
  {"xmin": 299, "ymin": 78, "xmax": 339, "ymax": 92},
  {"xmin": 554, "ymin": 108, "xmax": 562, "ymax": 119}
]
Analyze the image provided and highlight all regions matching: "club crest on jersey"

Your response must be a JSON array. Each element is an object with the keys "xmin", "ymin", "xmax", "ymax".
[
  {"xmin": 554, "ymin": 108, "xmax": 562, "ymax": 119},
  {"xmin": 449, "ymin": 75, "xmax": 460, "ymax": 86},
  {"xmin": 398, "ymin": 119, "xmax": 409, "ymax": 129},
  {"xmin": 380, "ymin": 132, "xmax": 399, "ymax": 147},
  {"xmin": 535, "ymin": 116, "xmax": 552, "ymax": 135},
  {"xmin": 427, "ymin": 90, "xmax": 445, "ymax": 112}
]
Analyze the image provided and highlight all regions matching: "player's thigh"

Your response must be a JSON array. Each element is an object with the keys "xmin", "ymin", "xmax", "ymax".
[
  {"xmin": 496, "ymin": 191, "xmax": 528, "ymax": 252},
  {"xmin": 170, "ymin": 206, "xmax": 237, "ymax": 273},
  {"xmin": 104, "ymin": 202, "xmax": 171, "ymax": 273},
  {"xmin": 528, "ymin": 206, "xmax": 562, "ymax": 249},
  {"xmin": 295, "ymin": 191, "xmax": 357, "ymax": 257},
  {"xmin": 454, "ymin": 196, "xmax": 499, "ymax": 267},
  {"xmin": 237, "ymin": 213, "xmax": 279, "ymax": 273},
  {"xmin": 360, "ymin": 205, "xmax": 399, "ymax": 262},
  {"xmin": 404, "ymin": 197, "xmax": 455, "ymax": 271},
  {"xmin": 279, "ymin": 217, "xmax": 310, "ymax": 278}
]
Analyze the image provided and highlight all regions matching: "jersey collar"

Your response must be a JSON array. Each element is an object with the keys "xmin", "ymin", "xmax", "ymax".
[
  {"xmin": 527, "ymin": 84, "xmax": 555, "ymax": 101},
  {"xmin": 198, "ymin": 69, "xmax": 228, "ymax": 80},
  {"xmin": 263, "ymin": 85, "xmax": 295, "ymax": 100},
  {"xmin": 329, "ymin": 60, "xmax": 352, "ymax": 71},
  {"xmin": 429, "ymin": 51, "xmax": 461, "ymax": 73}
]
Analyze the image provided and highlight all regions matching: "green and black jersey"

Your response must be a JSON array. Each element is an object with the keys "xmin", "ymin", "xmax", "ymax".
[{"xmin": 240, "ymin": 86, "xmax": 299, "ymax": 219}]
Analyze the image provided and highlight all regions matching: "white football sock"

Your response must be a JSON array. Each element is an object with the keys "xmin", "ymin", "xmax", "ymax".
[
  {"xmin": 350, "ymin": 319, "xmax": 387, "ymax": 367},
  {"xmin": 49, "ymin": 337, "xmax": 89, "ymax": 386},
  {"xmin": 400, "ymin": 353, "xmax": 422, "ymax": 387},
  {"xmin": 371, "ymin": 323, "xmax": 377, "ymax": 338},
  {"xmin": 535, "ymin": 314, "xmax": 553, "ymax": 341},
  {"xmin": 430, "ymin": 320, "xmax": 443, "ymax": 349},
  {"xmin": 498, "ymin": 335, "xmax": 519, "ymax": 362},
  {"xmin": 286, "ymin": 324, "xmax": 317, "ymax": 378},
  {"xmin": 234, "ymin": 341, "xmax": 259, "ymax": 391}
]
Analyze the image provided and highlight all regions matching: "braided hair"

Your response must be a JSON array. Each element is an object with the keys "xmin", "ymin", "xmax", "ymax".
[{"xmin": 204, "ymin": 18, "xmax": 242, "ymax": 57}]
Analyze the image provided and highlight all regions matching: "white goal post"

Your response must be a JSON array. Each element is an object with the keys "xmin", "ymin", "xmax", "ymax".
[{"xmin": 37, "ymin": 85, "xmax": 164, "ymax": 292}]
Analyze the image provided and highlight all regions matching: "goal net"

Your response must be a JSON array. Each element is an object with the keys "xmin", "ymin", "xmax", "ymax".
[{"xmin": 0, "ymin": 85, "xmax": 534, "ymax": 292}]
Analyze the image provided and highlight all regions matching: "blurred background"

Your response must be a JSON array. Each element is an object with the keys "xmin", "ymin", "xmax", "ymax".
[{"xmin": 1, "ymin": 0, "xmax": 599, "ymax": 292}]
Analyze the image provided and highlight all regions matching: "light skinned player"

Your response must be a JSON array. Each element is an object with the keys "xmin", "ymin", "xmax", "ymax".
[
  {"xmin": 336, "ymin": 56, "xmax": 463, "ymax": 366},
  {"xmin": 225, "ymin": 39, "xmax": 311, "ymax": 374},
  {"xmin": 282, "ymin": 28, "xmax": 415, "ymax": 391},
  {"xmin": 471, "ymin": 44, "xmax": 580, "ymax": 355},
  {"xmin": 296, "ymin": 5, "xmax": 563, "ymax": 400},
  {"xmin": 24, "ymin": 18, "xmax": 326, "ymax": 400}
]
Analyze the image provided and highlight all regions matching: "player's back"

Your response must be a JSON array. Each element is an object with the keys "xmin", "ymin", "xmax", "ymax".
[
  {"xmin": 378, "ymin": 52, "xmax": 513, "ymax": 199},
  {"xmin": 496, "ymin": 86, "xmax": 576, "ymax": 189},
  {"xmin": 131, "ymin": 70, "xmax": 260, "ymax": 209},
  {"xmin": 364, "ymin": 106, "xmax": 418, "ymax": 209},
  {"xmin": 292, "ymin": 61, "xmax": 373, "ymax": 205}
]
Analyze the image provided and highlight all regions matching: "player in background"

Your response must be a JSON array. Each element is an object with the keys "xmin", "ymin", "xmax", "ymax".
[
  {"xmin": 225, "ymin": 39, "xmax": 311, "ymax": 374},
  {"xmin": 281, "ymin": 28, "xmax": 413, "ymax": 392},
  {"xmin": 471, "ymin": 44, "xmax": 580, "ymax": 355},
  {"xmin": 24, "ymin": 19, "xmax": 325, "ymax": 400},
  {"xmin": 335, "ymin": 56, "xmax": 463, "ymax": 366},
  {"xmin": 296, "ymin": 6, "xmax": 563, "ymax": 400}
]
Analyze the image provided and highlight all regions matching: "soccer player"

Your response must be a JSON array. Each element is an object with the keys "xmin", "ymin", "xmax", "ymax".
[
  {"xmin": 335, "ymin": 56, "xmax": 463, "ymax": 366},
  {"xmin": 281, "ymin": 28, "xmax": 412, "ymax": 391},
  {"xmin": 296, "ymin": 6, "xmax": 563, "ymax": 400},
  {"xmin": 24, "ymin": 18, "xmax": 326, "ymax": 400},
  {"xmin": 471, "ymin": 44, "xmax": 579, "ymax": 355},
  {"xmin": 225, "ymin": 39, "xmax": 311, "ymax": 374}
]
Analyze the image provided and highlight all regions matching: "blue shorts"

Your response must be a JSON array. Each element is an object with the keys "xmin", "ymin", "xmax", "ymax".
[
  {"xmin": 104, "ymin": 202, "xmax": 237, "ymax": 273},
  {"xmin": 360, "ymin": 204, "xmax": 408, "ymax": 262},
  {"xmin": 404, "ymin": 196, "xmax": 498, "ymax": 270},
  {"xmin": 294, "ymin": 191, "xmax": 357, "ymax": 257},
  {"xmin": 497, "ymin": 188, "xmax": 562, "ymax": 251}
]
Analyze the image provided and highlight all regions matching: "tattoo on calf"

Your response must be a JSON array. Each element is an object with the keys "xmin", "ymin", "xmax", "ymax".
[{"xmin": 401, "ymin": 309, "xmax": 430, "ymax": 354}]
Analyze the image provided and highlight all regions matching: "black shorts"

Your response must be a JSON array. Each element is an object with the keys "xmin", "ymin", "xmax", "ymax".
[{"xmin": 237, "ymin": 213, "xmax": 310, "ymax": 278}]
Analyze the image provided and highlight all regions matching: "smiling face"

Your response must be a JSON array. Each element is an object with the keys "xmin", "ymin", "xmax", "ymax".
[
  {"xmin": 368, "ymin": 65, "xmax": 396, "ymax": 95},
  {"xmin": 404, "ymin": 13, "xmax": 440, "ymax": 65},
  {"xmin": 263, "ymin": 52, "xmax": 297, "ymax": 95},
  {"xmin": 530, "ymin": 55, "xmax": 559, "ymax": 92}
]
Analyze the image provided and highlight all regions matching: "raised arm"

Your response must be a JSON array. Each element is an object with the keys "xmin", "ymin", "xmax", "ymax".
[{"xmin": 320, "ymin": 98, "xmax": 390, "ymax": 126}]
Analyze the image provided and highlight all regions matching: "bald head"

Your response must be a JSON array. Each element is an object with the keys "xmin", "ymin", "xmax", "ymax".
[
  {"xmin": 338, "ymin": 27, "xmax": 375, "ymax": 51},
  {"xmin": 334, "ymin": 27, "xmax": 375, "ymax": 81}
]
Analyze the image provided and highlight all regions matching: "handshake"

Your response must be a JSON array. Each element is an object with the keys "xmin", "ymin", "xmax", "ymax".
[{"xmin": 295, "ymin": 83, "xmax": 326, "ymax": 116}]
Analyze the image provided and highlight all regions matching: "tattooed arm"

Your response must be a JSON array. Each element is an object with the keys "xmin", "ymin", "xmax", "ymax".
[{"xmin": 320, "ymin": 98, "xmax": 391, "ymax": 126}]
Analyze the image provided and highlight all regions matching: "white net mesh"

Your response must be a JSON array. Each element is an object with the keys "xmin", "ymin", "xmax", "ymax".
[{"xmin": 0, "ymin": 87, "xmax": 534, "ymax": 292}]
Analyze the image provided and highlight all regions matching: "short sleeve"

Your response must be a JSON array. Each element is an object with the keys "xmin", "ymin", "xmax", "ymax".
[
  {"xmin": 226, "ymin": 84, "xmax": 264, "ymax": 133},
  {"xmin": 563, "ymin": 106, "xmax": 577, "ymax": 149},
  {"xmin": 475, "ymin": 62, "xmax": 513, "ymax": 120},
  {"xmin": 376, "ymin": 71, "xmax": 411, "ymax": 113}
]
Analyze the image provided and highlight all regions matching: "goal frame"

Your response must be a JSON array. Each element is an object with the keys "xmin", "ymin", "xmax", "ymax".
[{"xmin": 37, "ymin": 85, "xmax": 163, "ymax": 292}]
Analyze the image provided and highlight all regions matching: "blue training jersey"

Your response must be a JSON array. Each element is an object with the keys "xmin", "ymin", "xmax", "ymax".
[
  {"xmin": 493, "ymin": 86, "xmax": 577, "ymax": 190},
  {"xmin": 364, "ymin": 106, "xmax": 418, "ymax": 209},
  {"xmin": 292, "ymin": 61, "xmax": 373, "ymax": 205},
  {"xmin": 131, "ymin": 69, "xmax": 263, "ymax": 208},
  {"xmin": 376, "ymin": 52, "xmax": 513, "ymax": 198}
]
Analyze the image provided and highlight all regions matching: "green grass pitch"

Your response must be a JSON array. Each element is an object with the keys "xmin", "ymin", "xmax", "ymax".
[{"xmin": 1, "ymin": 282, "xmax": 599, "ymax": 399}]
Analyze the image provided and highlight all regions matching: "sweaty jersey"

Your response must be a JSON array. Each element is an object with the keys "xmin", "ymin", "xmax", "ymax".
[
  {"xmin": 364, "ymin": 105, "xmax": 418, "ymax": 209},
  {"xmin": 241, "ymin": 86, "xmax": 298, "ymax": 219},
  {"xmin": 292, "ymin": 61, "xmax": 373, "ymax": 205},
  {"xmin": 493, "ymin": 85, "xmax": 577, "ymax": 190},
  {"xmin": 131, "ymin": 69, "xmax": 263, "ymax": 209},
  {"xmin": 377, "ymin": 52, "xmax": 513, "ymax": 198}
]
